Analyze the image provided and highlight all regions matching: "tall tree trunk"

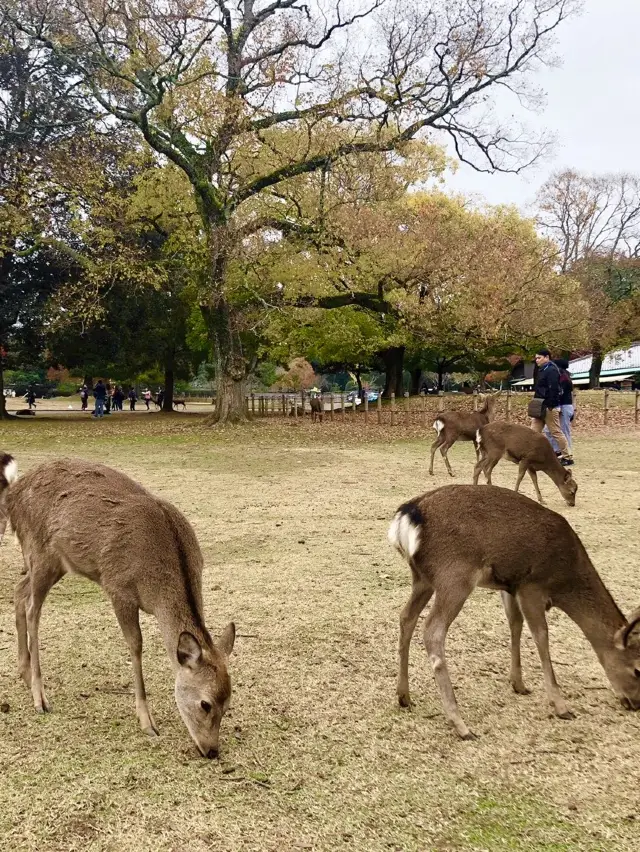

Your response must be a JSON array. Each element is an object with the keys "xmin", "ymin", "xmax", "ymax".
[
  {"xmin": 381, "ymin": 346, "xmax": 405, "ymax": 398},
  {"xmin": 437, "ymin": 361, "xmax": 445, "ymax": 391},
  {"xmin": 410, "ymin": 366, "xmax": 422, "ymax": 395},
  {"xmin": 83, "ymin": 374, "xmax": 94, "ymax": 392},
  {"xmin": 354, "ymin": 366, "xmax": 363, "ymax": 400},
  {"xmin": 0, "ymin": 353, "xmax": 12, "ymax": 419},
  {"xmin": 588, "ymin": 342, "xmax": 603, "ymax": 389},
  {"xmin": 200, "ymin": 292, "xmax": 248, "ymax": 425},
  {"xmin": 162, "ymin": 355, "xmax": 174, "ymax": 412}
]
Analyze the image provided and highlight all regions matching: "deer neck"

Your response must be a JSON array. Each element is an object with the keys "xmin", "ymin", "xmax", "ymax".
[{"xmin": 555, "ymin": 561, "xmax": 626, "ymax": 660}]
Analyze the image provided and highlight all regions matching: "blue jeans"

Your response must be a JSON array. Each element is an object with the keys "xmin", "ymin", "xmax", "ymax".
[
  {"xmin": 94, "ymin": 398, "xmax": 105, "ymax": 417},
  {"xmin": 545, "ymin": 404, "xmax": 573, "ymax": 452}
]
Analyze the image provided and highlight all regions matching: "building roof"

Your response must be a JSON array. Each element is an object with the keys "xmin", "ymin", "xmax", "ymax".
[{"xmin": 568, "ymin": 343, "xmax": 640, "ymax": 379}]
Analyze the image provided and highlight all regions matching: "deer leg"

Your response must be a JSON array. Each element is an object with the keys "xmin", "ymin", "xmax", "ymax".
[
  {"xmin": 440, "ymin": 441, "xmax": 455, "ymax": 477},
  {"xmin": 112, "ymin": 599, "xmax": 158, "ymax": 736},
  {"xmin": 483, "ymin": 458, "xmax": 498, "ymax": 485},
  {"xmin": 516, "ymin": 587, "xmax": 574, "ymax": 720},
  {"xmin": 15, "ymin": 572, "xmax": 31, "ymax": 687},
  {"xmin": 514, "ymin": 461, "xmax": 528, "ymax": 493},
  {"xmin": 397, "ymin": 578, "xmax": 433, "ymax": 708},
  {"xmin": 26, "ymin": 564, "xmax": 63, "ymax": 713},
  {"xmin": 422, "ymin": 581, "xmax": 476, "ymax": 739},
  {"xmin": 429, "ymin": 435, "xmax": 444, "ymax": 476},
  {"xmin": 501, "ymin": 591, "xmax": 530, "ymax": 695},
  {"xmin": 527, "ymin": 470, "xmax": 544, "ymax": 504}
]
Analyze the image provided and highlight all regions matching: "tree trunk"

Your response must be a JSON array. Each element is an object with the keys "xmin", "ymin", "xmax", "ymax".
[
  {"xmin": 381, "ymin": 346, "xmax": 405, "ymax": 398},
  {"xmin": 83, "ymin": 374, "xmax": 94, "ymax": 391},
  {"xmin": 437, "ymin": 361, "xmax": 445, "ymax": 391},
  {"xmin": 588, "ymin": 342, "xmax": 603, "ymax": 389},
  {"xmin": 0, "ymin": 355, "xmax": 13, "ymax": 419},
  {"xmin": 162, "ymin": 358, "xmax": 175, "ymax": 412},
  {"xmin": 410, "ymin": 366, "xmax": 422, "ymax": 395},
  {"xmin": 354, "ymin": 367, "xmax": 363, "ymax": 401},
  {"xmin": 200, "ymin": 293, "xmax": 248, "ymax": 424}
]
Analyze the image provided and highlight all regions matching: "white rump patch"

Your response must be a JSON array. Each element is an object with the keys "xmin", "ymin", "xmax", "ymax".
[
  {"xmin": 475, "ymin": 429, "xmax": 482, "ymax": 446},
  {"xmin": 434, "ymin": 419, "xmax": 444, "ymax": 434},
  {"xmin": 388, "ymin": 511, "xmax": 421, "ymax": 560},
  {"xmin": 2, "ymin": 457, "xmax": 17, "ymax": 485}
]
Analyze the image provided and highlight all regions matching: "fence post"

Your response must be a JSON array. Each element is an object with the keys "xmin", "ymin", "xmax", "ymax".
[
  {"xmin": 330, "ymin": 393, "xmax": 335, "ymax": 422},
  {"xmin": 352, "ymin": 393, "xmax": 357, "ymax": 417},
  {"xmin": 438, "ymin": 391, "xmax": 445, "ymax": 413},
  {"xmin": 364, "ymin": 393, "xmax": 368, "ymax": 425},
  {"xmin": 293, "ymin": 393, "xmax": 298, "ymax": 419},
  {"xmin": 473, "ymin": 389, "xmax": 479, "ymax": 411},
  {"xmin": 421, "ymin": 393, "xmax": 426, "ymax": 427},
  {"xmin": 300, "ymin": 388, "xmax": 305, "ymax": 418},
  {"xmin": 604, "ymin": 388, "xmax": 609, "ymax": 426},
  {"xmin": 636, "ymin": 390, "xmax": 640, "ymax": 426},
  {"xmin": 246, "ymin": 395, "xmax": 251, "ymax": 416},
  {"xmin": 341, "ymin": 393, "xmax": 346, "ymax": 423},
  {"xmin": 506, "ymin": 389, "xmax": 512, "ymax": 422},
  {"xmin": 282, "ymin": 393, "xmax": 285, "ymax": 417},
  {"xmin": 377, "ymin": 393, "xmax": 382, "ymax": 425},
  {"xmin": 391, "ymin": 392, "xmax": 396, "ymax": 426},
  {"xmin": 251, "ymin": 393, "xmax": 255, "ymax": 415},
  {"xmin": 404, "ymin": 392, "xmax": 410, "ymax": 428}
]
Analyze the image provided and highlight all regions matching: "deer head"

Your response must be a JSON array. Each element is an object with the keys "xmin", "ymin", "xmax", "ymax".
[{"xmin": 174, "ymin": 623, "xmax": 236, "ymax": 758}]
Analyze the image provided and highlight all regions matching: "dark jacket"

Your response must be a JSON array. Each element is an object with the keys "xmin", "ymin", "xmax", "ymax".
[
  {"xmin": 533, "ymin": 362, "xmax": 561, "ymax": 409},
  {"xmin": 93, "ymin": 382, "xmax": 106, "ymax": 401}
]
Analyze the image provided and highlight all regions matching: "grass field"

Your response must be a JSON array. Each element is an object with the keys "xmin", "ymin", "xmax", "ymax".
[{"xmin": 1, "ymin": 413, "xmax": 639, "ymax": 851}]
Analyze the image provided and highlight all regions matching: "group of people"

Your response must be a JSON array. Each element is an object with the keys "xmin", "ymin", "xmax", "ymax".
[
  {"xmin": 80, "ymin": 381, "xmax": 164, "ymax": 418},
  {"xmin": 531, "ymin": 348, "xmax": 575, "ymax": 465}
]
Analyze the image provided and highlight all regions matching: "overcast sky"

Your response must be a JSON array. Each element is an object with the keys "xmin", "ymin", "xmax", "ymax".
[{"xmin": 444, "ymin": 0, "xmax": 640, "ymax": 213}]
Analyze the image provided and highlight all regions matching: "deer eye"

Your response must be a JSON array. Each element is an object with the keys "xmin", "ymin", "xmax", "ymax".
[{"xmin": 201, "ymin": 700, "xmax": 212, "ymax": 713}]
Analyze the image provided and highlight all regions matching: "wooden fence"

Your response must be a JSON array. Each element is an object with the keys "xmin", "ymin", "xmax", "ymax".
[{"xmin": 242, "ymin": 388, "xmax": 640, "ymax": 429}]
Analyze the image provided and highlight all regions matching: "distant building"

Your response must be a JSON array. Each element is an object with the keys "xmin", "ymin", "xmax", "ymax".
[{"xmin": 512, "ymin": 342, "xmax": 640, "ymax": 388}]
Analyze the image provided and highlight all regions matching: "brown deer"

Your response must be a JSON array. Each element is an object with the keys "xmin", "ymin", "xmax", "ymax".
[
  {"xmin": 0, "ymin": 454, "xmax": 235, "ymax": 758},
  {"xmin": 388, "ymin": 484, "xmax": 640, "ymax": 740},
  {"xmin": 474, "ymin": 421, "xmax": 577, "ymax": 506},
  {"xmin": 429, "ymin": 394, "xmax": 498, "ymax": 476}
]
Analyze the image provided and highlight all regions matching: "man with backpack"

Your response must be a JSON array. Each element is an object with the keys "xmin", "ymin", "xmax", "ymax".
[
  {"xmin": 544, "ymin": 358, "xmax": 575, "ymax": 457},
  {"xmin": 93, "ymin": 379, "xmax": 107, "ymax": 418},
  {"xmin": 530, "ymin": 348, "xmax": 574, "ymax": 465}
]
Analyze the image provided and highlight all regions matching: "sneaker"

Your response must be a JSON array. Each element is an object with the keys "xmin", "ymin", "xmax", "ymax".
[{"xmin": 560, "ymin": 457, "xmax": 574, "ymax": 466}]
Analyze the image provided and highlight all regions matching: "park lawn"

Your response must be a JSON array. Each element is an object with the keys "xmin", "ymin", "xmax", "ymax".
[{"xmin": 1, "ymin": 413, "xmax": 639, "ymax": 851}]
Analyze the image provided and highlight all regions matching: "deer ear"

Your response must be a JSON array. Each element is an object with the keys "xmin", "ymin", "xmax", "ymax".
[
  {"xmin": 614, "ymin": 608, "xmax": 640, "ymax": 650},
  {"xmin": 177, "ymin": 631, "xmax": 203, "ymax": 669},
  {"xmin": 217, "ymin": 622, "xmax": 236, "ymax": 657}
]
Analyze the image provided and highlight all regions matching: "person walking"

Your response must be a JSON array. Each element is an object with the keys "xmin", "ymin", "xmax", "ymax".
[
  {"xmin": 80, "ymin": 385, "xmax": 89, "ymax": 411},
  {"xmin": 143, "ymin": 388, "xmax": 152, "ymax": 410},
  {"xmin": 128, "ymin": 387, "xmax": 137, "ymax": 411},
  {"xmin": 26, "ymin": 386, "xmax": 36, "ymax": 410},
  {"xmin": 93, "ymin": 379, "xmax": 107, "ymax": 418},
  {"xmin": 156, "ymin": 388, "xmax": 164, "ymax": 409},
  {"xmin": 530, "ymin": 349, "xmax": 573, "ymax": 465},
  {"xmin": 544, "ymin": 358, "xmax": 575, "ymax": 456}
]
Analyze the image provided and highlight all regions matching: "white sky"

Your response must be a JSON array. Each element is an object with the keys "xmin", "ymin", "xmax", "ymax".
[{"xmin": 444, "ymin": 0, "xmax": 640, "ymax": 213}]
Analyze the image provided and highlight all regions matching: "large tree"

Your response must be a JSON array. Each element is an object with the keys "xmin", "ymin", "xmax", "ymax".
[
  {"xmin": 536, "ymin": 169, "xmax": 640, "ymax": 386},
  {"xmin": 14, "ymin": 0, "xmax": 576, "ymax": 421}
]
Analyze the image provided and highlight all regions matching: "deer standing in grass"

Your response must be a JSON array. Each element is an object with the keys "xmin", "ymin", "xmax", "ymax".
[
  {"xmin": 429, "ymin": 394, "xmax": 498, "ymax": 477},
  {"xmin": 388, "ymin": 484, "xmax": 640, "ymax": 740},
  {"xmin": 474, "ymin": 421, "xmax": 577, "ymax": 506},
  {"xmin": 0, "ymin": 453, "xmax": 235, "ymax": 758}
]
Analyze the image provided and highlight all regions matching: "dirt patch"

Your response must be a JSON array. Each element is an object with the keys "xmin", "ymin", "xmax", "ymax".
[{"xmin": 1, "ymin": 419, "xmax": 639, "ymax": 850}]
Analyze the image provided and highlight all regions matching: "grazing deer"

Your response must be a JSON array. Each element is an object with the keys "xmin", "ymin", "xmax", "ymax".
[
  {"xmin": 474, "ymin": 421, "xmax": 577, "ymax": 506},
  {"xmin": 309, "ymin": 396, "xmax": 323, "ymax": 423},
  {"xmin": 429, "ymin": 394, "xmax": 498, "ymax": 477},
  {"xmin": 0, "ymin": 454, "xmax": 235, "ymax": 758},
  {"xmin": 388, "ymin": 484, "xmax": 640, "ymax": 740}
]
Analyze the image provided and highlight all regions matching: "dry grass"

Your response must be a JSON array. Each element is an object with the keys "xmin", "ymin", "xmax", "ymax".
[{"xmin": 1, "ymin": 413, "xmax": 640, "ymax": 851}]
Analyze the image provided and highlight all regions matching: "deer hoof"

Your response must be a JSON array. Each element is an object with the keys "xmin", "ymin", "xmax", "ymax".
[
  {"xmin": 143, "ymin": 725, "xmax": 160, "ymax": 738},
  {"xmin": 397, "ymin": 693, "xmax": 412, "ymax": 709},
  {"xmin": 460, "ymin": 730, "xmax": 478, "ymax": 741},
  {"xmin": 511, "ymin": 682, "xmax": 532, "ymax": 696},
  {"xmin": 556, "ymin": 708, "xmax": 576, "ymax": 720}
]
